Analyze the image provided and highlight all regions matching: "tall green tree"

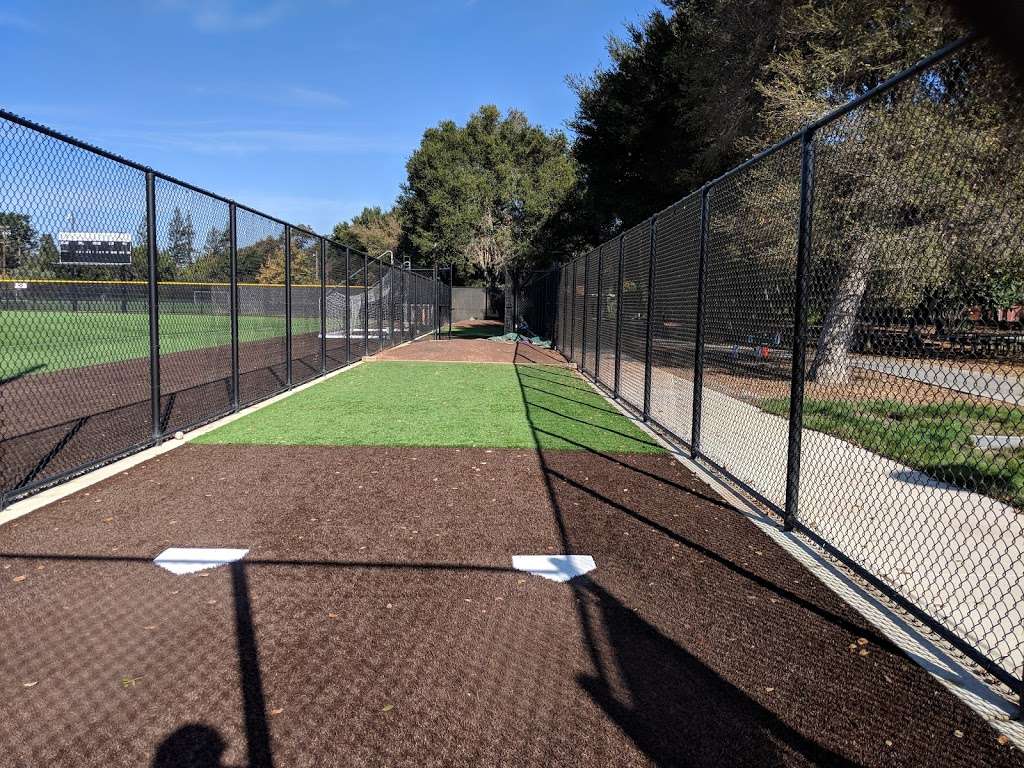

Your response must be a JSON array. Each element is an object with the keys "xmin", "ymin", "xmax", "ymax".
[
  {"xmin": 0, "ymin": 212, "xmax": 37, "ymax": 274},
  {"xmin": 332, "ymin": 206, "xmax": 402, "ymax": 260},
  {"xmin": 398, "ymin": 105, "xmax": 576, "ymax": 286},
  {"xmin": 165, "ymin": 207, "xmax": 196, "ymax": 269},
  {"xmin": 568, "ymin": 0, "xmax": 790, "ymax": 242}
]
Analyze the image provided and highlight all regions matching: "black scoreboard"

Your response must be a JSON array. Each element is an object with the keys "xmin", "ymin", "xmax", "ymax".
[{"xmin": 58, "ymin": 233, "xmax": 132, "ymax": 265}]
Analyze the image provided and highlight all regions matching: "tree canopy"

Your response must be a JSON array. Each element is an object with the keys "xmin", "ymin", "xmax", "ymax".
[
  {"xmin": 396, "ymin": 105, "xmax": 576, "ymax": 286},
  {"xmin": 332, "ymin": 206, "xmax": 401, "ymax": 260}
]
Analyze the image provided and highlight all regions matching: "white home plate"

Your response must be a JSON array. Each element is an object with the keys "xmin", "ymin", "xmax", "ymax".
[
  {"xmin": 512, "ymin": 555, "xmax": 596, "ymax": 583},
  {"xmin": 154, "ymin": 547, "xmax": 249, "ymax": 575}
]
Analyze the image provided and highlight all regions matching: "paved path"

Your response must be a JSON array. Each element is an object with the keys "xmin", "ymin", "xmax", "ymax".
[
  {"xmin": 645, "ymin": 366, "xmax": 1024, "ymax": 684},
  {"xmin": 852, "ymin": 356, "xmax": 1023, "ymax": 404}
]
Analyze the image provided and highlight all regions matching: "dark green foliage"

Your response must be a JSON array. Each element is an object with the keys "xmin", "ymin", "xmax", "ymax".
[{"xmin": 397, "ymin": 105, "xmax": 576, "ymax": 286}]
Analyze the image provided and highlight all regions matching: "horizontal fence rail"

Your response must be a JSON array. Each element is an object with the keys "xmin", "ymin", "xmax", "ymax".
[
  {"xmin": 543, "ymin": 36, "xmax": 1024, "ymax": 705},
  {"xmin": 0, "ymin": 108, "xmax": 441, "ymax": 508}
]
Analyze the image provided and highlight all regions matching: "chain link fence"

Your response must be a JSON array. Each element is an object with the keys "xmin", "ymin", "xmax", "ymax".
[
  {"xmin": 0, "ymin": 109, "xmax": 441, "ymax": 509},
  {"xmin": 549, "ymin": 35, "xmax": 1024, "ymax": 704}
]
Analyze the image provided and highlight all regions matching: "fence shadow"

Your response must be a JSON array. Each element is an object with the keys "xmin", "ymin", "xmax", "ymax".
[{"xmin": 511, "ymin": 363, "xmax": 860, "ymax": 767}]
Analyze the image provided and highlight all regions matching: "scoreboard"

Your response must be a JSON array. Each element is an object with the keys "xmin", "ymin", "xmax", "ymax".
[{"xmin": 58, "ymin": 232, "xmax": 133, "ymax": 265}]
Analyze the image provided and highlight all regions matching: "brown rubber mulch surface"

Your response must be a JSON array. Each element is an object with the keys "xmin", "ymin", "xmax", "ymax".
[
  {"xmin": 1, "ymin": 444, "xmax": 1019, "ymax": 768},
  {"xmin": 375, "ymin": 338, "xmax": 567, "ymax": 365}
]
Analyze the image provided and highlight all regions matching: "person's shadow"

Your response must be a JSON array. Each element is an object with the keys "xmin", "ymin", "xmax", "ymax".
[{"xmin": 153, "ymin": 724, "xmax": 240, "ymax": 768}]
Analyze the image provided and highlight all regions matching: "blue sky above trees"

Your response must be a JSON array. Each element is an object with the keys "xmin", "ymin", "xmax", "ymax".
[{"xmin": 0, "ymin": 0, "xmax": 661, "ymax": 233}]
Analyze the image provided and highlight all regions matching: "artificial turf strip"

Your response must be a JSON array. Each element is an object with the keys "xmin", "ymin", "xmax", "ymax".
[{"xmin": 195, "ymin": 361, "xmax": 664, "ymax": 453}]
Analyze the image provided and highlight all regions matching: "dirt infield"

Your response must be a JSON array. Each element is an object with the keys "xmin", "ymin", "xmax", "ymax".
[
  {"xmin": 375, "ymin": 337, "xmax": 567, "ymax": 365},
  {"xmin": 1, "ymin": 332, "xmax": 337, "ymax": 498},
  {"xmin": 1, "ymin": 443, "xmax": 1019, "ymax": 767}
]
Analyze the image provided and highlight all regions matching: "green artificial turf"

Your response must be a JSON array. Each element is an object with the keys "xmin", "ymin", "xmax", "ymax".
[
  {"xmin": 761, "ymin": 396, "xmax": 1024, "ymax": 504},
  {"xmin": 0, "ymin": 309, "xmax": 319, "ymax": 379},
  {"xmin": 195, "ymin": 360, "xmax": 663, "ymax": 453}
]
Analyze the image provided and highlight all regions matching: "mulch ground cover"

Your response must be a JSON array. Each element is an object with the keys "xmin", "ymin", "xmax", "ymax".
[{"xmin": 1, "ymin": 442, "xmax": 1020, "ymax": 767}]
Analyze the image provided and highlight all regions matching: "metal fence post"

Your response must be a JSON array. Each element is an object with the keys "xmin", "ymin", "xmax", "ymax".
[
  {"xmin": 363, "ymin": 252, "xmax": 369, "ymax": 355},
  {"xmin": 284, "ymin": 225, "xmax": 293, "ymax": 388},
  {"xmin": 569, "ymin": 260, "xmax": 577, "ymax": 362},
  {"xmin": 229, "ymin": 202, "xmax": 240, "ymax": 411},
  {"xmin": 145, "ymin": 171, "xmax": 162, "ymax": 443},
  {"xmin": 344, "ymin": 246, "xmax": 351, "ymax": 363},
  {"xmin": 389, "ymin": 265, "xmax": 396, "ymax": 346},
  {"xmin": 784, "ymin": 129, "xmax": 816, "ymax": 532},
  {"xmin": 642, "ymin": 217, "xmax": 658, "ymax": 421},
  {"xmin": 691, "ymin": 186, "xmax": 710, "ymax": 458},
  {"xmin": 581, "ymin": 252, "xmax": 590, "ymax": 374},
  {"xmin": 433, "ymin": 262, "xmax": 439, "ymax": 339},
  {"xmin": 595, "ymin": 246, "xmax": 604, "ymax": 381},
  {"xmin": 377, "ymin": 260, "xmax": 384, "ymax": 348},
  {"xmin": 319, "ymin": 237, "xmax": 327, "ymax": 374},
  {"xmin": 613, "ymin": 235, "xmax": 624, "ymax": 397}
]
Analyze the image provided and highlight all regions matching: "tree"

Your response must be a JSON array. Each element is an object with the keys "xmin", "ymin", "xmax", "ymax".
[
  {"xmin": 567, "ymin": 0, "xmax": 790, "ymax": 242},
  {"xmin": 255, "ymin": 227, "xmax": 318, "ymax": 285},
  {"xmin": 165, "ymin": 207, "xmax": 196, "ymax": 269},
  {"xmin": 397, "ymin": 105, "xmax": 577, "ymax": 286},
  {"xmin": 186, "ymin": 225, "xmax": 231, "ymax": 281},
  {"xmin": 332, "ymin": 207, "xmax": 402, "ymax": 259},
  {"xmin": 747, "ymin": 1, "xmax": 1016, "ymax": 383},
  {"xmin": 0, "ymin": 212, "xmax": 38, "ymax": 275}
]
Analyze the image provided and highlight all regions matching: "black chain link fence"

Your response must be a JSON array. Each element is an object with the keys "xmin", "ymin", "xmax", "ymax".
[
  {"xmin": 0, "ymin": 109, "xmax": 441, "ymax": 509},
  {"xmin": 547, "ymin": 35, "xmax": 1024, "ymax": 704}
]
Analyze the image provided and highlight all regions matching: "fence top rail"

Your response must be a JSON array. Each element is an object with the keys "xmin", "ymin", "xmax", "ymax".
[{"xmin": 0, "ymin": 106, "xmax": 410, "ymax": 273}]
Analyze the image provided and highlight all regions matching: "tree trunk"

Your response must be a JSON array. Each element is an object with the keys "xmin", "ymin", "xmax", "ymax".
[{"xmin": 808, "ymin": 243, "xmax": 871, "ymax": 385}]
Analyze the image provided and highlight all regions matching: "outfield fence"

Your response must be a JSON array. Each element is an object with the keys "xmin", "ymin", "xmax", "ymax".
[
  {"xmin": 528, "ymin": 35, "xmax": 1024, "ymax": 704},
  {"xmin": 0, "ymin": 109, "xmax": 442, "ymax": 508}
]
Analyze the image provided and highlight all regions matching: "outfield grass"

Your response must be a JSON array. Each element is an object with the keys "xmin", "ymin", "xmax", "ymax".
[
  {"xmin": 196, "ymin": 361, "xmax": 663, "ymax": 453},
  {"xmin": 0, "ymin": 309, "xmax": 320, "ymax": 379},
  {"xmin": 761, "ymin": 397, "xmax": 1024, "ymax": 504}
]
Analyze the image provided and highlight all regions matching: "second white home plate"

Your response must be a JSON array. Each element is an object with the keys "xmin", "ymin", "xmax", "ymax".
[
  {"xmin": 154, "ymin": 547, "xmax": 249, "ymax": 575},
  {"xmin": 512, "ymin": 555, "xmax": 596, "ymax": 583}
]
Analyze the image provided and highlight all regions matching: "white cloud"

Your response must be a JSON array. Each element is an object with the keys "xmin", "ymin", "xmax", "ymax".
[
  {"xmin": 155, "ymin": 0, "xmax": 289, "ymax": 32},
  {"xmin": 0, "ymin": 11, "xmax": 36, "ymax": 30},
  {"xmin": 286, "ymin": 86, "xmax": 347, "ymax": 108},
  {"xmin": 97, "ymin": 124, "xmax": 406, "ymax": 156}
]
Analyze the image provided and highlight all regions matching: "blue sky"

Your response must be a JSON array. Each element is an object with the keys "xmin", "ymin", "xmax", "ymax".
[{"xmin": 0, "ymin": 1, "xmax": 662, "ymax": 234}]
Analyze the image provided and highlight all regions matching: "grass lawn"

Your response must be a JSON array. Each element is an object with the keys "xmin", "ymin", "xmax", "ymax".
[
  {"xmin": 761, "ymin": 397, "xmax": 1024, "ymax": 504},
  {"xmin": 447, "ymin": 324, "xmax": 504, "ymax": 339},
  {"xmin": 0, "ymin": 309, "xmax": 320, "ymax": 379},
  {"xmin": 196, "ymin": 361, "xmax": 663, "ymax": 453}
]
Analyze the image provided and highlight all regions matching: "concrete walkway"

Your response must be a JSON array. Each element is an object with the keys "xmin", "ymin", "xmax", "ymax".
[
  {"xmin": 645, "ymin": 365, "xmax": 1024, "ymax": 685},
  {"xmin": 852, "ymin": 356, "xmax": 1023, "ymax": 404}
]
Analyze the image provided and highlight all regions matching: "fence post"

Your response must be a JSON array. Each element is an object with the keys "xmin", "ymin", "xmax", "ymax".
[
  {"xmin": 581, "ymin": 251, "xmax": 590, "ymax": 374},
  {"xmin": 691, "ymin": 186, "xmax": 710, "ymax": 458},
  {"xmin": 433, "ymin": 261, "xmax": 439, "ymax": 339},
  {"xmin": 145, "ymin": 171, "xmax": 162, "ymax": 443},
  {"xmin": 377, "ymin": 260, "xmax": 384, "ymax": 348},
  {"xmin": 319, "ymin": 238, "xmax": 327, "ymax": 374},
  {"xmin": 344, "ymin": 246, "xmax": 351, "ymax": 363},
  {"xmin": 642, "ymin": 217, "xmax": 658, "ymax": 421},
  {"xmin": 389, "ymin": 265, "xmax": 396, "ymax": 346},
  {"xmin": 569, "ymin": 260, "xmax": 577, "ymax": 362},
  {"xmin": 284, "ymin": 225, "xmax": 293, "ymax": 388},
  {"xmin": 784, "ymin": 129, "xmax": 816, "ymax": 531},
  {"xmin": 613, "ymin": 235, "xmax": 624, "ymax": 398},
  {"xmin": 594, "ymin": 246, "xmax": 604, "ymax": 381},
  {"xmin": 229, "ymin": 202, "xmax": 240, "ymax": 411},
  {"xmin": 363, "ymin": 252, "xmax": 369, "ymax": 355}
]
